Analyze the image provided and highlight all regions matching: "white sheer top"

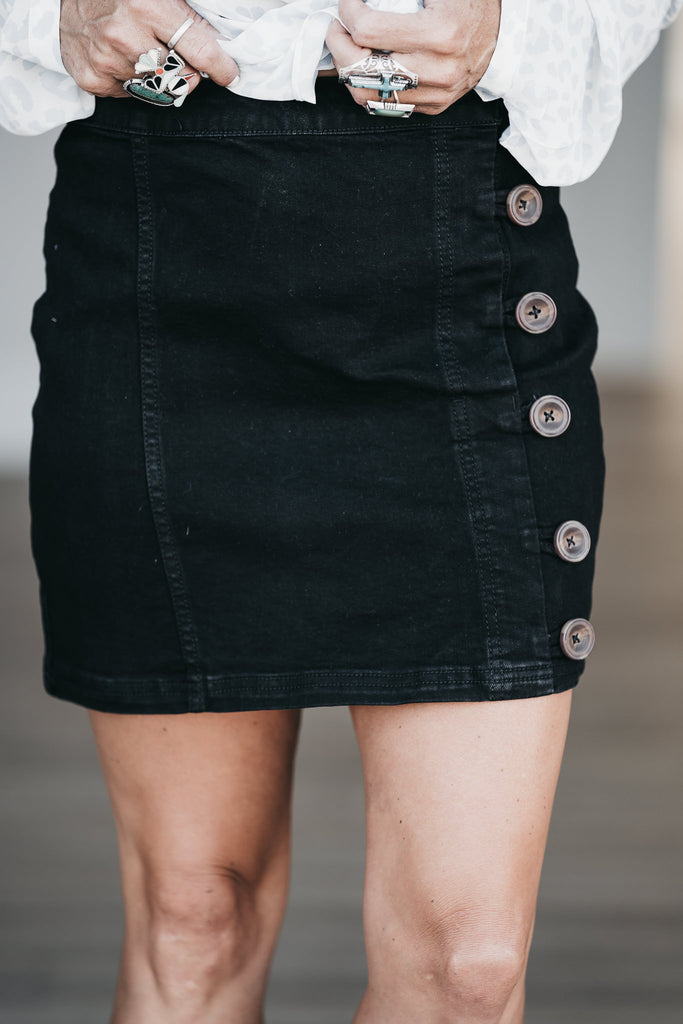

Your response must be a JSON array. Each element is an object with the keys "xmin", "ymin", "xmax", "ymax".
[{"xmin": 0, "ymin": 0, "xmax": 681, "ymax": 184}]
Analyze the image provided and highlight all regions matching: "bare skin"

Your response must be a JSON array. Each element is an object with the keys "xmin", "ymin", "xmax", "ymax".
[
  {"xmin": 349, "ymin": 693, "xmax": 572, "ymax": 1024},
  {"xmin": 88, "ymin": 708, "xmax": 302, "ymax": 1024},
  {"xmin": 327, "ymin": 0, "xmax": 502, "ymax": 114},
  {"xmin": 89, "ymin": 692, "xmax": 571, "ymax": 1023},
  {"xmin": 59, "ymin": 0, "xmax": 240, "ymax": 98},
  {"xmin": 59, "ymin": 0, "xmax": 501, "ymax": 112}
]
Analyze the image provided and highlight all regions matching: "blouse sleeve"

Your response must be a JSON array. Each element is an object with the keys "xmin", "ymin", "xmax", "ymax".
[
  {"xmin": 475, "ymin": 0, "xmax": 683, "ymax": 186},
  {"xmin": 0, "ymin": 0, "xmax": 94, "ymax": 135}
]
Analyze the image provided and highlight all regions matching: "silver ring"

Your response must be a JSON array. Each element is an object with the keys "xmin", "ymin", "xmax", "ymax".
[
  {"xmin": 366, "ymin": 95, "xmax": 415, "ymax": 118},
  {"xmin": 167, "ymin": 17, "xmax": 195, "ymax": 50},
  {"xmin": 338, "ymin": 51, "xmax": 418, "ymax": 97},
  {"xmin": 123, "ymin": 47, "xmax": 191, "ymax": 108}
]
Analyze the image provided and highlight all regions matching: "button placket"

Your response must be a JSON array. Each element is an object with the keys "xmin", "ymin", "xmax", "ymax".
[{"xmin": 506, "ymin": 186, "xmax": 590, "ymax": 661}]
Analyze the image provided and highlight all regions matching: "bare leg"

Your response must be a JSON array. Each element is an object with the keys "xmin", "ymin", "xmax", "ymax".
[
  {"xmin": 349, "ymin": 691, "xmax": 572, "ymax": 1024},
  {"xmin": 88, "ymin": 707, "xmax": 301, "ymax": 1024}
]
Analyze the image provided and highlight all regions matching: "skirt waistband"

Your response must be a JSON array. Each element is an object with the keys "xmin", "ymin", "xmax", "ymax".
[{"xmin": 85, "ymin": 76, "xmax": 507, "ymax": 138}]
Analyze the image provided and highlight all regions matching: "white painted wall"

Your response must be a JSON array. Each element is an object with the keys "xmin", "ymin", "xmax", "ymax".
[{"xmin": 0, "ymin": 33, "xmax": 674, "ymax": 468}]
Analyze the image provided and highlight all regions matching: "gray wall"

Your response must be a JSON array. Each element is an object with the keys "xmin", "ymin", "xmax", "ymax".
[
  {"xmin": 564, "ymin": 40, "xmax": 667, "ymax": 382},
  {"xmin": 2, "ymin": 124, "xmax": 59, "ymax": 469},
  {"xmin": 0, "ymin": 39, "xmax": 670, "ymax": 469}
]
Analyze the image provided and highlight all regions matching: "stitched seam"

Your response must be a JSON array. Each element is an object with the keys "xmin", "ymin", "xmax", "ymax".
[
  {"xmin": 47, "ymin": 661, "xmax": 558, "ymax": 685},
  {"xmin": 493, "ymin": 148, "xmax": 554, "ymax": 665},
  {"xmin": 45, "ymin": 659, "xmax": 577, "ymax": 689},
  {"xmin": 132, "ymin": 136, "xmax": 206, "ymax": 711},
  {"xmin": 81, "ymin": 119, "xmax": 501, "ymax": 141},
  {"xmin": 431, "ymin": 128, "xmax": 501, "ymax": 666}
]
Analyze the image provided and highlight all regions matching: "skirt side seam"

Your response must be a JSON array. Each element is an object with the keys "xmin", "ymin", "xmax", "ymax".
[
  {"xmin": 431, "ymin": 128, "xmax": 502, "ymax": 666},
  {"xmin": 133, "ymin": 136, "xmax": 207, "ymax": 712}
]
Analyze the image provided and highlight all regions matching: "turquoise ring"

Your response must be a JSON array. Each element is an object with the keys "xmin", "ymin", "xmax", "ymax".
[
  {"xmin": 338, "ymin": 51, "xmax": 418, "ymax": 118},
  {"xmin": 123, "ymin": 47, "xmax": 191, "ymax": 108}
]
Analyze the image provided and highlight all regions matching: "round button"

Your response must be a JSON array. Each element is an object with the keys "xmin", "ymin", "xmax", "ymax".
[
  {"xmin": 506, "ymin": 185, "xmax": 543, "ymax": 226},
  {"xmin": 554, "ymin": 521, "xmax": 591, "ymax": 563},
  {"xmin": 515, "ymin": 292, "xmax": 557, "ymax": 334},
  {"xmin": 529, "ymin": 396, "xmax": 571, "ymax": 437},
  {"xmin": 560, "ymin": 618, "xmax": 596, "ymax": 660}
]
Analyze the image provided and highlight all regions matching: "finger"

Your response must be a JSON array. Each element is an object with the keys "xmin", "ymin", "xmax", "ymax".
[
  {"xmin": 182, "ymin": 67, "xmax": 204, "ymax": 96},
  {"xmin": 325, "ymin": 20, "xmax": 378, "ymax": 110},
  {"xmin": 410, "ymin": 87, "xmax": 464, "ymax": 114},
  {"xmin": 85, "ymin": 33, "xmax": 159, "ymax": 88},
  {"xmin": 150, "ymin": 10, "xmax": 240, "ymax": 86},
  {"xmin": 326, "ymin": 18, "xmax": 372, "ymax": 70},
  {"xmin": 327, "ymin": 17, "xmax": 461, "ymax": 111},
  {"xmin": 338, "ymin": 0, "xmax": 451, "ymax": 55}
]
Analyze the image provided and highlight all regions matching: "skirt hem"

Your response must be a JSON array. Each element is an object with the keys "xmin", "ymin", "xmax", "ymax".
[{"xmin": 43, "ymin": 658, "xmax": 583, "ymax": 714}]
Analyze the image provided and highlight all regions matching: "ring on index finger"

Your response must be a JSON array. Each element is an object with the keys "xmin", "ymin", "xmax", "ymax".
[{"xmin": 338, "ymin": 51, "xmax": 418, "ymax": 118}]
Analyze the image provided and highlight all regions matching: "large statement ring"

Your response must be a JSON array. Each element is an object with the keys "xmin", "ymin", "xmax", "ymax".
[
  {"xmin": 338, "ymin": 51, "xmax": 418, "ymax": 118},
  {"xmin": 123, "ymin": 47, "xmax": 191, "ymax": 107},
  {"xmin": 123, "ymin": 18, "xmax": 196, "ymax": 108}
]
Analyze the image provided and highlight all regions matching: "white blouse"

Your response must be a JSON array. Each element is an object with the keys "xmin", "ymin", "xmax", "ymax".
[{"xmin": 0, "ymin": 0, "xmax": 680, "ymax": 184}]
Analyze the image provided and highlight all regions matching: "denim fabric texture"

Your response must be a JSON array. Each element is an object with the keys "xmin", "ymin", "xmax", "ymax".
[{"xmin": 29, "ymin": 78, "xmax": 605, "ymax": 713}]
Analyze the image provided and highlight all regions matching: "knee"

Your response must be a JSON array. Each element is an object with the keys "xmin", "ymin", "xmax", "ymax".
[
  {"xmin": 367, "ymin": 902, "xmax": 529, "ymax": 1020},
  {"xmin": 436, "ymin": 940, "xmax": 527, "ymax": 1019},
  {"xmin": 143, "ymin": 867, "xmax": 258, "ymax": 979}
]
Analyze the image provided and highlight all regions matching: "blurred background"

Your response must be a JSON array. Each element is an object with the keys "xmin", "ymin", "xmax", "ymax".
[{"xmin": 1, "ymin": 20, "xmax": 682, "ymax": 1024}]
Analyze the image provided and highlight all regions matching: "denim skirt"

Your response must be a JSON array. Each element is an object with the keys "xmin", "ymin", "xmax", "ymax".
[{"xmin": 29, "ymin": 77, "xmax": 605, "ymax": 714}]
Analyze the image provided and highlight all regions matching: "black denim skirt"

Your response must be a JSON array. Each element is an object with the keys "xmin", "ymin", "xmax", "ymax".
[{"xmin": 29, "ymin": 77, "xmax": 605, "ymax": 714}]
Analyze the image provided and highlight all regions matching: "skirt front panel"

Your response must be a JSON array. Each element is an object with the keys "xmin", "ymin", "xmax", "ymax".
[{"xmin": 29, "ymin": 79, "xmax": 604, "ymax": 712}]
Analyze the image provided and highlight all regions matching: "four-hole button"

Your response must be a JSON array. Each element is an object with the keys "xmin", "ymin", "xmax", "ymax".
[
  {"xmin": 554, "ymin": 521, "xmax": 591, "ymax": 563},
  {"xmin": 529, "ymin": 396, "xmax": 571, "ymax": 437},
  {"xmin": 560, "ymin": 618, "xmax": 596, "ymax": 660},
  {"xmin": 516, "ymin": 291, "xmax": 557, "ymax": 334},
  {"xmin": 506, "ymin": 185, "xmax": 543, "ymax": 227}
]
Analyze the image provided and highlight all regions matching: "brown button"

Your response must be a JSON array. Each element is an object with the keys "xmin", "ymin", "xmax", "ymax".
[
  {"xmin": 515, "ymin": 292, "xmax": 557, "ymax": 334},
  {"xmin": 506, "ymin": 185, "xmax": 543, "ymax": 226},
  {"xmin": 529, "ymin": 396, "xmax": 571, "ymax": 437},
  {"xmin": 554, "ymin": 521, "xmax": 591, "ymax": 563},
  {"xmin": 560, "ymin": 618, "xmax": 595, "ymax": 660}
]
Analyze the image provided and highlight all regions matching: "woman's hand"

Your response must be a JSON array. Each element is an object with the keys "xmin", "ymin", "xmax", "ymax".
[
  {"xmin": 59, "ymin": 0, "xmax": 239, "ymax": 99},
  {"xmin": 327, "ymin": 0, "xmax": 501, "ymax": 115}
]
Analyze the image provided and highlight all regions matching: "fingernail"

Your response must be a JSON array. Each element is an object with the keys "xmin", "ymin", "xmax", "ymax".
[{"xmin": 228, "ymin": 74, "xmax": 241, "ymax": 89}]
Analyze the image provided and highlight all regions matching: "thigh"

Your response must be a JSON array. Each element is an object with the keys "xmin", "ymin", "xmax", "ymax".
[
  {"xmin": 88, "ymin": 708, "xmax": 302, "ymax": 884},
  {"xmin": 350, "ymin": 693, "xmax": 572, "ymax": 948}
]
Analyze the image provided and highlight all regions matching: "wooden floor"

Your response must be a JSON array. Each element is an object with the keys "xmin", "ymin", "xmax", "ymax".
[{"xmin": 1, "ymin": 385, "xmax": 681, "ymax": 1024}]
